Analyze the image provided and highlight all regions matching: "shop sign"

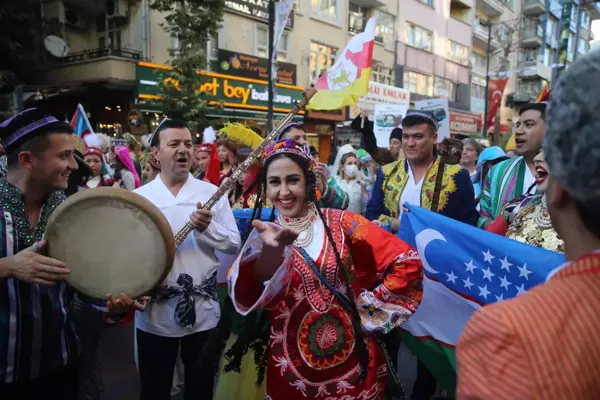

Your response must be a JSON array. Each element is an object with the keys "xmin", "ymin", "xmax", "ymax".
[
  {"xmin": 306, "ymin": 108, "xmax": 346, "ymax": 122},
  {"xmin": 449, "ymin": 111, "xmax": 481, "ymax": 135},
  {"xmin": 225, "ymin": 0, "xmax": 294, "ymax": 29},
  {"xmin": 349, "ymin": 81, "xmax": 410, "ymax": 119},
  {"xmin": 216, "ymin": 49, "xmax": 297, "ymax": 85},
  {"xmin": 136, "ymin": 63, "xmax": 305, "ymax": 114}
]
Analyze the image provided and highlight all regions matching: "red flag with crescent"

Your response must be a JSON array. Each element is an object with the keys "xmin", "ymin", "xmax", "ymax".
[{"xmin": 486, "ymin": 79, "xmax": 508, "ymax": 129}]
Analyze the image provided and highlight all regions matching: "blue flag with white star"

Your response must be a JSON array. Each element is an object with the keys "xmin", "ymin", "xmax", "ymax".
[
  {"xmin": 399, "ymin": 204, "xmax": 565, "ymax": 304},
  {"xmin": 395, "ymin": 205, "xmax": 565, "ymax": 394}
]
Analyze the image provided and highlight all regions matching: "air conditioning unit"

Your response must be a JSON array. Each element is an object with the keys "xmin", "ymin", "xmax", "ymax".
[
  {"xmin": 42, "ymin": 0, "xmax": 65, "ymax": 24},
  {"xmin": 64, "ymin": 7, "xmax": 86, "ymax": 30},
  {"xmin": 106, "ymin": 0, "xmax": 128, "ymax": 19}
]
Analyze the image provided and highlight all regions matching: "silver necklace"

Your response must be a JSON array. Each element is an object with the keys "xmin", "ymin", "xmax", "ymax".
[
  {"xmin": 277, "ymin": 203, "xmax": 317, "ymax": 248},
  {"xmin": 533, "ymin": 195, "xmax": 553, "ymax": 229}
]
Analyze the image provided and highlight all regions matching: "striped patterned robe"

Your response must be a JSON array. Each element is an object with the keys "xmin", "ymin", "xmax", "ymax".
[
  {"xmin": 478, "ymin": 157, "xmax": 533, "ymax": 228},
  {"xmin": 0, "ymin": 179, "xmax": 79, "ymax": 384},
  {"xmin": 456, "ymin": 252, "xmax": 600, "ymax": 399}
]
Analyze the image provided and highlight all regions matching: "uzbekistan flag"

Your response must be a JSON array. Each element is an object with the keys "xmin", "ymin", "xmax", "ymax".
[
  {"xmin": 306, "ymin": 17, "xmax": 375, "ymax": 110},
  {"xmin": 397, "ymin": 205, "xmax": 564, "ymax": 394},
  {"xmin": 70, "ymin": 103, "xmax": 94, "ymax": 138}
]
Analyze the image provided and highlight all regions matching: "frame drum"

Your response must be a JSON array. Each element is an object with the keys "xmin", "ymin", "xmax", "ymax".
[{"xmin": 44, "ymin": 188, "xmax": 175, "ymax": 300}]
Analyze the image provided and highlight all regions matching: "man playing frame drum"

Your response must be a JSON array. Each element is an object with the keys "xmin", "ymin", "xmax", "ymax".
[
  {"xmin": 134, "ymin": 119, "xmax": 241, "ymax": 400},
  {"xmin": 0, "ymin": 109, "xmax": 140, "ymax": 400}
]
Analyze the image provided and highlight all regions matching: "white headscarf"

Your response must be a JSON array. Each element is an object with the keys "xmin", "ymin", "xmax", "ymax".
[{"xmin": 330, "ymin": 144, "xmax": 355, "ymax": 177}]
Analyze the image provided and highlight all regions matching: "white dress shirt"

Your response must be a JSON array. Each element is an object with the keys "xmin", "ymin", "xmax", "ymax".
[
  {"xmin": 398, "ymin": 162, "xmax": 427, "ymax": 220},
  {"xmin": 134, "ymin": 173, "xmax": 241, "ymax": 337}
]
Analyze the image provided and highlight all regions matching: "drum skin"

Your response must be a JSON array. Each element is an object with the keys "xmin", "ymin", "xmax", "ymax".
[{"xmin": 44, "ymin": 188, "xmax": 175, "ymax": 300}]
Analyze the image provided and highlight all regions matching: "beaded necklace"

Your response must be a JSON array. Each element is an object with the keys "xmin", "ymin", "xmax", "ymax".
[
  {"xmin": 0, "ymin": 178, "xmax": 65, "ymax": 249},
  {"xmin": 277, "ymin": 203, "xmax": 317, "ymax": 248}
]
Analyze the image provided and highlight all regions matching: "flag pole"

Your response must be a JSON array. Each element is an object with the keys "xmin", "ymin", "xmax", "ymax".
[{"xmin": 267, "ymin": 0, "xmax": 277, "ymax": 134}]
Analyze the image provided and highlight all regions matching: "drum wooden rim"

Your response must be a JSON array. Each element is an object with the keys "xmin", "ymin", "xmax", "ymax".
[{"xmin": 45, "ymin": 187, "xmax": 176, "ymax": 299}]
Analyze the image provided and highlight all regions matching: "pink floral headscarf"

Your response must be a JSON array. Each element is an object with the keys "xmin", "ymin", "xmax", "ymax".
[{"xmin": 115, "ymin": 146, "xmax": 141, "ymax": 188}]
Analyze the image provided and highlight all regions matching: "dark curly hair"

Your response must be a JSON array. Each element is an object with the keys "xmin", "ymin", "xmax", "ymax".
[{"xmin": 206, "ymin": 151, "xmax": 370, "ymax": 387}]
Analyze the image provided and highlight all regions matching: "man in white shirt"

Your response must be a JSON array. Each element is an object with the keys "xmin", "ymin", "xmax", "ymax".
[{"xmin": 134, "ymin": 119, "xmax": 241, "ymax": 400}]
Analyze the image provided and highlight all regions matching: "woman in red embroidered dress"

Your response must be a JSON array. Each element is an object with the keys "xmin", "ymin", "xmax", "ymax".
[{"xmin": 226, "ymin": 140, "xmax": 423, "ymax": 400}]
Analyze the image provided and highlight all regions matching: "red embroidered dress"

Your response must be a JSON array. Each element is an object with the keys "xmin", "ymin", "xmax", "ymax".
[{"xmin": 228, "ymin": 209, "xmax": 423, "ymax": 400}]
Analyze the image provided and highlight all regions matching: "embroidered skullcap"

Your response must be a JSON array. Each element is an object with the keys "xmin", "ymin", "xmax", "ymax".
[
  {"xmin": 402, "ymin": 109, "xmax": 439, "ymax": 131},
  {"xmin": 390, "ymin": 127, "xmax": 403, "ymax": 141},
  {"xmin": 0, "ymin": 108, "xmax": 72, "ymax": 150},
  {"xmin": 544, "ymin": 48, "xmax": 600, "ymax": 203},
  {"xmin": 275, "ymin": 122, "xmax": 304, "ymax": 141}
]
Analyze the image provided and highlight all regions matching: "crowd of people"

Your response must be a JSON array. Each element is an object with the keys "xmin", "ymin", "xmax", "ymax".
[{"xmin": 0, "ymin": 49, "xmax": 599, "ymax": 400}]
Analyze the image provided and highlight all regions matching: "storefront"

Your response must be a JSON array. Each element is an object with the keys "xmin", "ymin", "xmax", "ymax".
[
  {"xmin": 304, "ymin": 109, "xmax": 346, "ymax": 163},
  {"xmin": 449, "ymin": 110, "xmax": 482, "ymax": 137},
  {"xmin": 135, "ymin": 60, "xmax": 305, "ymax": 138}
]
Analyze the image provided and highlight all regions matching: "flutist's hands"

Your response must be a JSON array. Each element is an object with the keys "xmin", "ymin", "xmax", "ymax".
[
  {"xmin": 106, "ymin": 293, "xmax": 151, "ymax": 313},
  {"xmin": 190, "ymin": 202, "xmax": 212, "ymax": 231}
]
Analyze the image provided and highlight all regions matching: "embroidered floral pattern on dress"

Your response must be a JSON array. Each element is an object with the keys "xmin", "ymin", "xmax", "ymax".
[{"xmin": 298, "ymin": 306, "xmax": 355, "ymax": 370}]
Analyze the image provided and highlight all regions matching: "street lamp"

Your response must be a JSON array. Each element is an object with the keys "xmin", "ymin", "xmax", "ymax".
[{"xmin": 482, "ymin": 20, "xmax": 493, "ymax": 138}]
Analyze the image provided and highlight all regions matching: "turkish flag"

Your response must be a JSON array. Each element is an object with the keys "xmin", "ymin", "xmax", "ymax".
[{"xmin": 486, "ymin": 79, "xmax": 508, "ymax": 129}]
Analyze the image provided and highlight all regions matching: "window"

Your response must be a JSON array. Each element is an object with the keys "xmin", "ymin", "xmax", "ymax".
[
  {"xmin": 578, "ymin": 38, "xmax": 587, "ymax": 54},
  {"xmin": 417, "ymin": 0, "xmax": 434, "ymax": 7},
  {"xmin": 567, "ymin": 33, "xmax": 574, "ymax": 60},
  {"xmin": 403, "ymin": 70, "xmax": 433, "ymax": 96},
  {"xmin": 348, "ymin": 3, "xmax": 366, "ymax": 33},
  {"xmin": 309, "ymin": 42, "xmax": 336, "ymax": 82},
  {"xmin": 311, "ymin": 0, "xmax": 339, "ymax": 24},
  {"xmin": 434, "ymin": 77, "xmax": 456, "ymax": 101},
  {"xmin": 471, "ymin": 82, "xmax": 486, "ymax": 99},
  {"xmin": 257, "ymin": 26, "xmax": 289, "ymax": 61},
  {"xmin": 375, "ymin": 10, "xmax": 395, "ymax": 44},
  {"xmin": 96, "ymin": 16, "xmax": 121, "ymax": 49},
  {"xmin": 447, "ymin": 40, "xmax": 469, "ymax": 65},
  {"xmin": 372, "ymin": 63, "xmax": 394, "ymax": 86},
  {"xmin": 522, "ymin": 48, "xmax": 541, "ymax": 62},
  {"xmin": 582, "ymin": 12, "xmax": 590, "ymax": 29},
  {"xmin": 543, "ymin": 48, "xmax": 554, "ymax": 65},
  {"xmin": 498, "ymin": 24, "xmax": 510, "ymax": 42},
  {"xmin": 545, "ymin": 19, "xmax": 554, "ymax": 44},
  {"xmin": 471, "ymin": 52, "xmax": 487, "ymax": 71},
  {"xmin": 405, "ymin": 24, "xmax": 433, "ymax": 52}
]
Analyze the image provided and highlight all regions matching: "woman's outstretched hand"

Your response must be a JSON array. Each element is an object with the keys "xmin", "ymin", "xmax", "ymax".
[
  {"xmin": 251, "ymin": 220, "xmax": 298, "ymax": 283},
  {"xmin": 252, "ymin": 220, "xmax": 298, "ymax": 249}
]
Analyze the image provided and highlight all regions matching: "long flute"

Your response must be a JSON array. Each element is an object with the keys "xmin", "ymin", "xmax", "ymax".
[{"xmin": 173, "ymin": 87, "xmax": 317, "ymax": 248}]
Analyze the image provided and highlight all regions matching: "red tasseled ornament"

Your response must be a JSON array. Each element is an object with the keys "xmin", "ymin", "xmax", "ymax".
[{"xmin": 205, "ymin": 142, "xmax": 221, "ymax": 186}]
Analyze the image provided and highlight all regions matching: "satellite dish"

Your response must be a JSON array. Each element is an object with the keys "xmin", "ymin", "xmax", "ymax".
[{"xmin": 44, "ymin": 35, "xmax": 69, "ymax": 58}]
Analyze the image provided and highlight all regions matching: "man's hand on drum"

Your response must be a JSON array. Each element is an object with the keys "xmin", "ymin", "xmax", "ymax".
[
  {"xmin": 190, "ymin": 202, "xmax": 212, "ymax": 231},
  {"xmin": 1, "ymin": 240, "xmax": 70, "ymax": 285},
  {"xmin": 106, "ymin": 293, "xmax": 151, "ymax": 314}
]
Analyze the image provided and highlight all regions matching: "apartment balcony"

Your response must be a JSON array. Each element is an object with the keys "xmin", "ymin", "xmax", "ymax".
[
  {"xmin": 513, "ymin": 89, "xmax": 539, "ymax": 103},
  {"xmin": 522, "ymin": 0, "xmax": 545, "ymax": 15},
  {"xmin": 475, "ymin": 0, "xmax": 503, "ymax": 17},
  {"xmin": 350, "ymin": 0, "xmax": 385, "ymax": 7},
  {"xmin": 45, "ymin": 47, "xmax": 143, "ymax": 87},
  {"xmin": 521, "ymin": 25, "xmax": 544, "ymax": 48},
  {"xmin": 582, "ymin": 1, "xmax": 600, "ymax": 20},
  {"xmin": 473, "ymin": 21, "xmax": 501, "ymax": 51},
  {"xmin": 518, "ymin": 59, "xmax": 551, "ymax": 81},
  {"xmin": 471, "ymin": 64, "xmax": 487, "ymax": 77}
]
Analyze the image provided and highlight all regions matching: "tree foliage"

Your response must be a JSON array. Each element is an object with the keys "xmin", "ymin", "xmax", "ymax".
[
  {"xmin": 0, "ymin": 3, "xmax": 43, "ymax": 93},
  {"xmin": 148, "ymin": 0, "xmax": 224, "ymax": 132}
]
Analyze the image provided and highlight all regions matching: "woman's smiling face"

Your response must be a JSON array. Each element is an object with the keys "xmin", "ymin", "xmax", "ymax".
[{"xmin": 265, "ymin": 156, "xmax": 309, "ymax": 218}]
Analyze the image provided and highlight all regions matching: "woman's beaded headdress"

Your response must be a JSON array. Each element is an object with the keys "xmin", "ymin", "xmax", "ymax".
[{"xmin": 261, "ymin": 139, "xmax": 313, "ymax": 167}]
